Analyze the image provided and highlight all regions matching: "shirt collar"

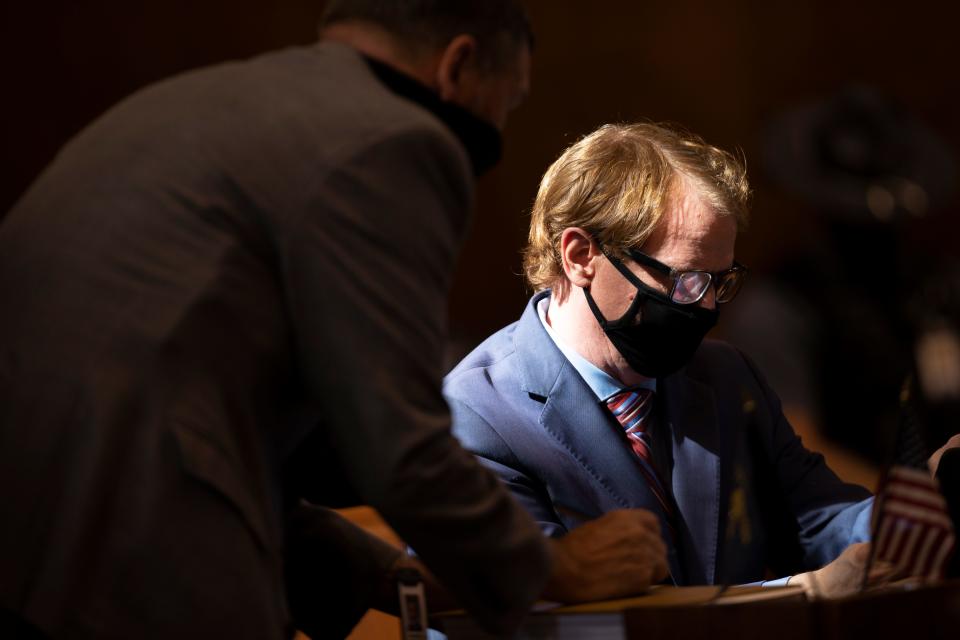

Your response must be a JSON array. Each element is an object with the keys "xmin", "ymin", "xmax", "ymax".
[
  {"xmin": 536, "ymin": 294, "xmax": 656, "ymax": 402},
  {"xmin": 362, "ymin": 55, "xmax": 503, "ymax": 175}
]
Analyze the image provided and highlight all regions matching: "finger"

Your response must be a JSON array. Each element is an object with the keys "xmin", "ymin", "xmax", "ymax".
[
  {"xmin": 651, "ymin": 552, "xmax": 669, "ymax": 582},
  {"xmin": 636, "ymin": 533, "xmax": 668, "ymax": 575},
  {"xmin": 867, "ymin": 558, "xmax": 895, "ymax": 575},
  {"xmin": 867, "ymin": 560, "xmax": 907, "ymax": 585},
  {"xmin": 648, "ymin": 531, "xmax": 668, "ymax": 559}
]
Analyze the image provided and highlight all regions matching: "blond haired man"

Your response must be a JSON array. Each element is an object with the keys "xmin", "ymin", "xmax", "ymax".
[{"xmin": 445, "ymin": 123, "xmax": 877, "ymax": 592}]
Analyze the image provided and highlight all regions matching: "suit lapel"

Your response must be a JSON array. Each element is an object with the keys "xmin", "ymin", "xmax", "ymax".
[
  {"xmin": 537, "ymin": 376, "xmax": 686, "ymax": 583},
  {"xmin": 514, "ymin": 292, "xmax": 684, "ymax": 581},
  {"xmin": 662, "ymin": 371, "xmax": 722, "ymax": 585}
]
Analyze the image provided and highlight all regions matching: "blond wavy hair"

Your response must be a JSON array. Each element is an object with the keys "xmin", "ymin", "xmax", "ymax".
[{"xmin": 522, "ymin": 122, "xmax": 752, "ymax": 292}]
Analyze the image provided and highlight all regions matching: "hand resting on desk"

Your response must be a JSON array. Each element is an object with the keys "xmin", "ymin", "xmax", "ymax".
[
  {"xmin": 373, "ymin": 508, "xmax": 668, "ymax": 616},
  {"xmin": 790, "ymin": 542, "xmax": 898, "ymax": 598},
  {"xmin": 541, "ymin": 509, "xmax": 669, "ymax": 603}
]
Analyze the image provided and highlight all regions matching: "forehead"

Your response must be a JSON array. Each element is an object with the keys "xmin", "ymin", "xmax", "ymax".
[{"xmin": 643, "ymin": 176, "xmax": 737, "ymax": 270}]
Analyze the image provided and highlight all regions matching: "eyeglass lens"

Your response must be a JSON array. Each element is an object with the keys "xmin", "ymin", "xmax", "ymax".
[
  {"xmin": 715, "ymin": 270, "xmax": 744, "ymax": 303},
  {"xmin": 673, "ymin": 272, "xmax": 709, "ymax": 304},
  {"xmin": 671, "ymin": 269, "xmax": 744, "ymax": 305}
]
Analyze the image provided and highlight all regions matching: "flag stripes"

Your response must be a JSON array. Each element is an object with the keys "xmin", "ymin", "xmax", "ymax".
[{"xmin": 873, "ymin": 465, "xmax": 956, "ymax": 580}]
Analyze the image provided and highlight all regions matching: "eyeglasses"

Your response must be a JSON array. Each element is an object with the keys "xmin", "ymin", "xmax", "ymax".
[{"xmin": 616, "ymin": 248, "xmax": 748, "ymax": 305}]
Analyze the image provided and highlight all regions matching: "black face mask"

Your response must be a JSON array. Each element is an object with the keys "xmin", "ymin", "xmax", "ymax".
[{"xmin": 583, "ymin": 254, "xmax": 719, "ymax": 378}]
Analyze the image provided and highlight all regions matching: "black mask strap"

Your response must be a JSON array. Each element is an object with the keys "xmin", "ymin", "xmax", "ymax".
[
  {"xmin": 601, "ymin": 252, "xmax": 707, "ymax": 321},
  {"xmin": 583, "ymin": 284, "xmax": 645, "ymax": 330}
]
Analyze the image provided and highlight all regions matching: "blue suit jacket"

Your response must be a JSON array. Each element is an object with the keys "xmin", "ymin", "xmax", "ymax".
[{"xmin": 445, "ymin": 291, "xmax": 873, "ymax": 585}]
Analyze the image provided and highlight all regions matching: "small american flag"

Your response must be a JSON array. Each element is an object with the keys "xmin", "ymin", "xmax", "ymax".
[
  {"xmin": 872, "ymin": 465, "xmax": 955, "ymax": 579},
  {"xmin": 869, "ymin": 376, "xmax": 956, "ymax": 580}
]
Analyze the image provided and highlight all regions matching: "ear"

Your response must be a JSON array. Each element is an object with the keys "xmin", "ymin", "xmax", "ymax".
[
  {"xmin": 435, "ymin": 34, "xmax": 478, "ymax": 101},
  {"xmin": 560, "ymin": 227, "xmax": 600, "ymax": 288}
]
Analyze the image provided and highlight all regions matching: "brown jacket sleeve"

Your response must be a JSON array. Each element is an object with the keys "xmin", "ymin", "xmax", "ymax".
[{"xmin": 280, "ymin": 123, "xmax": 551, "ymax": 633}]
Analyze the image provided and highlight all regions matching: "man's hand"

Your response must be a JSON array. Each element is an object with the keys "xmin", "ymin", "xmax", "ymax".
[
  {"xmin": 928, "ymin": 434, "xmax": 960, "ymax": 476},
  {"xmin": 541, "ymin": 509, "xmax": 668, "ymax": 603},
  {"xmin": 790, "ymin": 543, "xmax": 898, "ymax": 599}
]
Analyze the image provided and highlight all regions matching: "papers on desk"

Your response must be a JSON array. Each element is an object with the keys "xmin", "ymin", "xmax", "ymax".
[{"xmin": 435, "ymin": 585, "xmax": 805, "ymax": 639}]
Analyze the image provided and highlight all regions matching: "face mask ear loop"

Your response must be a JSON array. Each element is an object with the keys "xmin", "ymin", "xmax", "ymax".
[
  {"xmin": 582, "ymin": 281, "xmax": 646, "ymax": 329},
  {"xmin": 582, "ymin": 285, "xmax": 609, "ymax": 328},
  {"xmin": 604, "ymin": 251, "xmax": 646, "ymax": 289},
  {"xmin": 583, "ymin": 244, "xmax": 639, "ymax": 328}
]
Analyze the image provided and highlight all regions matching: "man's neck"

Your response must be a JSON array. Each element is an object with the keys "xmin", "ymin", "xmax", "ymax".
[{"xmin": 546, "ymin": 288, "xmax": 653, "ymax": 388}]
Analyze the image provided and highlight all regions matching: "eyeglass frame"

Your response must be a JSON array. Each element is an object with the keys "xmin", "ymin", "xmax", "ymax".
[{"xmin": 603, "ymin": 245, "xmax": 748, "ymax": 306}]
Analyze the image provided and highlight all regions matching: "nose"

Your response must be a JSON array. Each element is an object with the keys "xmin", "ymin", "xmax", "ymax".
[{"xmin": 698, "ymin": 284, "xmax": 718, "ymax": 310}]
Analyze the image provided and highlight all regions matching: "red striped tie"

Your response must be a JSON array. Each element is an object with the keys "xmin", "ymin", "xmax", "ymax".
[{"xmin": 606, "ymin": 389, "xmax": 676, "ymax": 538}]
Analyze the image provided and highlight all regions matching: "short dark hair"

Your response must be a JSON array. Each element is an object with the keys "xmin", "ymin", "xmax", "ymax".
[{"xmin": 320, "ymin": 0, "xmax": 533, "ymax": 71}]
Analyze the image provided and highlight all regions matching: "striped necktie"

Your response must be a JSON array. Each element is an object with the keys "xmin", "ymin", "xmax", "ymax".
[
  {"xmin": 605, "ymin": 388, "xmax": 676, "ymax": 537},
  {"xmin": 606, "ymin": 388, "xmax": 656, "ymax": 461}
]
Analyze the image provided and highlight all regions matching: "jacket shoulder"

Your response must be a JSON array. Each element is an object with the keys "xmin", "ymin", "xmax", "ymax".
[{"xmin": 446, "ymin": 321, "xmax": 521, "ymax": 387}]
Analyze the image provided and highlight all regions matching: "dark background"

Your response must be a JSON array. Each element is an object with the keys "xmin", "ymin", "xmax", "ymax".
[
  {"xmin": 2, "ymin": 2, "xmax": 959, "ymax": 458},
  {"xmin": 2, "ymin": 1, "xmax": 958, "ymax": 338}
]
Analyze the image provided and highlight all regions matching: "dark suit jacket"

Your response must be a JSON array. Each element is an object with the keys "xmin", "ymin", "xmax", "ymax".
[
  {"xmin": 445, "ymin": 291, "xmax": 872, "ymax": 585},
  {"xmin": 0, "ymin": 42, "xmax": 548, "ymax": 638}
]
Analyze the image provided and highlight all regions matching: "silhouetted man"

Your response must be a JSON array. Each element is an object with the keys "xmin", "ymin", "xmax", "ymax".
[{"xmin": 0, "ymin": 3, "xmax": 667, "ymax": 638}]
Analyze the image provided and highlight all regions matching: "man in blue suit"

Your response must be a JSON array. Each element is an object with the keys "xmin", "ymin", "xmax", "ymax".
[{"xmin": 445, "ymin": 122, "xmax": 877, "ymax": 593}]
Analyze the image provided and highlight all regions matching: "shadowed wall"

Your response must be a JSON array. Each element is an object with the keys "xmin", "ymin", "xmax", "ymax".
[{"xmin": 3, "ymin": 1, "xmax": 958, "ymax": 343}]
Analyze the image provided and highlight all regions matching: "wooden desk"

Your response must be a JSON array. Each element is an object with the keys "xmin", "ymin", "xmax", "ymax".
[{"xmin": 437, "ymin": 581, "xmax": 960, "ymax": 640}]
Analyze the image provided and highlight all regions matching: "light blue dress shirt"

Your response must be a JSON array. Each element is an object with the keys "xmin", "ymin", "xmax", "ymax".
[{"xmin": 535, "ymin": 296, "xmax": 656, "ymax": 400}]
